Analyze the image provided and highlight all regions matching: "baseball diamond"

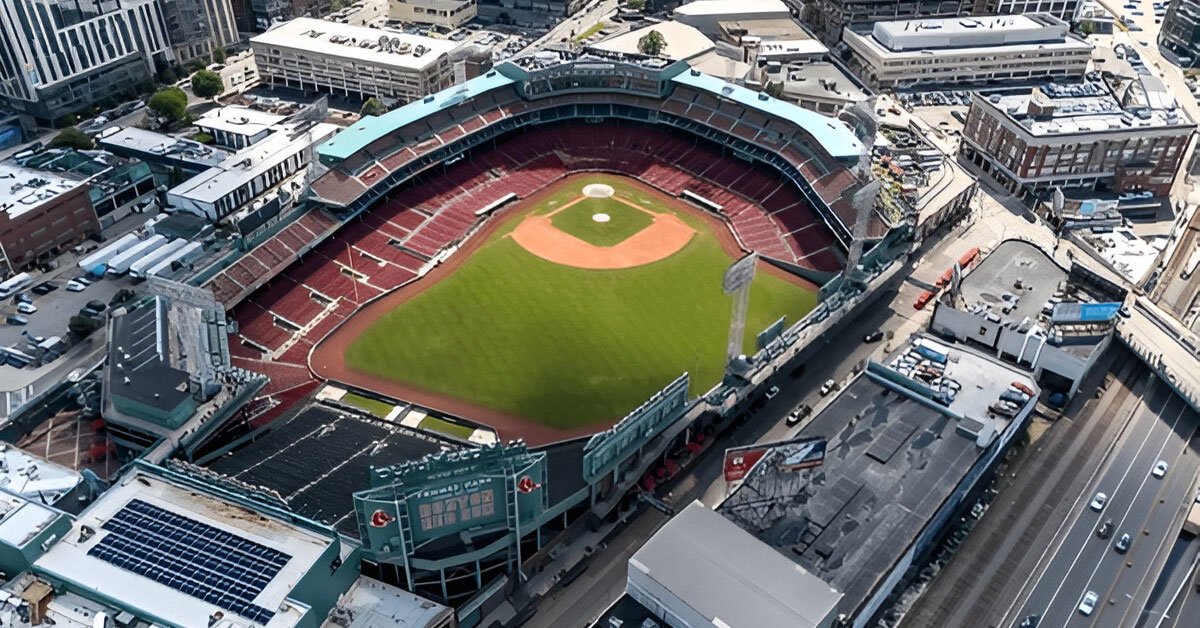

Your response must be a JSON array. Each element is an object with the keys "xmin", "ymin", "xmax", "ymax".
[{"xmin": 309, "ymin": 173, "xmax": 819, "ymax": 441}]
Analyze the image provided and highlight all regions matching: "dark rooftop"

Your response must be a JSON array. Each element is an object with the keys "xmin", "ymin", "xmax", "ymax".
[
  {"xmin": 959, "ymin": 240, "xmax": 1066, "ymax": 323},
  {"xmin": 717, "ymin": 373, "xmax": 987, "ymax": 614},
  {"xmin": 207, "ymin": 403, "xmax": 457, "ymax": 535},
  {"xmin": 108, "ymin": 302, "xmax": 191, "ymax": 414}
]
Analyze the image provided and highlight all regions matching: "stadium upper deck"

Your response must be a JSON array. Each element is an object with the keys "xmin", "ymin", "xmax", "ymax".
[{"xmin": 309, "ymin": 53, "xmax": 873, "ymax": 247}]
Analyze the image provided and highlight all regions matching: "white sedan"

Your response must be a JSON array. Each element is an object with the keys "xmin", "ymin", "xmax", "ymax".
[
  {"xmin": 1090, "ymin": 492, "xmax": 1107, "ymax": 512},
  {"xmin": 1152, "ymin": 460, "xmax": 1168, "ymax": 478},
  {"xmin": 1078, "ymin": 591, "xmax": 1098, "ymax": 616}
]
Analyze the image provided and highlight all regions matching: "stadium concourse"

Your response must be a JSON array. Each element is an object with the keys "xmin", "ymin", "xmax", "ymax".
[{"xmin": 203, "ymin": 54, "xmax": 892, "ymax": 434}]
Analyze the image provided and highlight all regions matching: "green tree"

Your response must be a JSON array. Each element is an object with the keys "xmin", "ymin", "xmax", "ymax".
[
  {"xmin": 637, "ymin": 30, "xmax": 667, "ymax": 56},
  {"xmin": 211, "ymin": 47, "xmax": 227, "ymax": 64},
  {"xmin": 764, "ymin": 81, "xmax": 785, "ymax": 99},
  {"xmin": 67, "ymin": 314, "xmax": 104, "ymax": 339},
  {"xmin": 49, "ymin": 128, "xmax": 94, "ymax": 150},
  {"xmin": 191, "ymin": 70, "xmax": 224, "ymax": 99},
  {"xmin": 360, "ymin": 97, "xmax": 387, "ymax": 117},
  {"xmin": 332, "ymin": 0, "xmax": 348, "ymax": 9},
  {"xmin": 626, "ymin": 0, "xmax": 646, "ymax": 10},
  {"xmin": 148, "ymin": 87, "xmax": 188, "ymax": 121}
]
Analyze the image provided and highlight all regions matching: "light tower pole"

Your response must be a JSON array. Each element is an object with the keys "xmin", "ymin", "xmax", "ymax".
[{"xmin": 723, "ymin": 253, "xmax": 758, "ymax": 364}]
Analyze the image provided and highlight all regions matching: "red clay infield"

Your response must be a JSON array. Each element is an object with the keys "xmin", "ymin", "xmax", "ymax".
[{"xmin": 309, "ymin": 173, "xmax": 813, "ymax": 445}]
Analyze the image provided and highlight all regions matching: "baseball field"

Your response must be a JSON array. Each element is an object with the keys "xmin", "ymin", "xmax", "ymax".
[{"xmin": 313, "ymin": 173, "xmax": 820, "ymax": 438}]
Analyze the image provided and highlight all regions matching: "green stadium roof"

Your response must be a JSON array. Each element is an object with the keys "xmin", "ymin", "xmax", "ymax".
[
  {"xmin": 669, "ymin": 69, "xmax": 864, "ymax": 161},
  {"xmin": 318, "ymin": 69, "xmax": 518, "ymax": 161}
]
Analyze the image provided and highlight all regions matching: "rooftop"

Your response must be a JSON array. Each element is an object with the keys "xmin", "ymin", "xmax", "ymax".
[
  {"xmin": 980, "ymin": 82, "xmax": 1194, "ymax": 137},
  {"xmin": 0, "ymin": 443, "xmax": 82, "ymax": 506},
  {"xmin": 718, "ymin": 344, "xmax": 1035, "ymax": 615},
  {"xmin": 108, "ymin": 301, "xmax": 192, "ymax": 416},
  {"xmin": 589, "ymin": 21, "xmax": 715, "ymax": 61},
  {"xmin": 33, "ymin": 466, "xmax": 338, "ymax": 627},
  {"xmin": 207, "ymin": 403, "xmax": 455, "ymax": 535},
  {"xmin": 717, "ymin": 17, "xmax": 814, "ymax": 41},
  {"xmin": 321, "ymin": 576, "xmax": 452, "ymax": 628},
  {"xmin": 194, "ymin": 106, "xmax": 287, "ymax": 137},
  {"xmin": 959, "ymin": 239, "xmax": 1067, "ymax": 323},
  {"xmin": 0, "ymin": 490, "xmax": 65, "ymax": 550},
  {"xmin": 95, "ymin": 127, "xmax": 230, "ymax": 168},
  {"xmin": 867, "ymin": 13, "xmax": 1080, "ymax": 52},
  {"xmin": 630, "ymin": 501, "xmax": 842, "ymax": 628},
  {"xmin": 673, "ymin": 0, "xmax": 790, "ymax": 18},
  {"xmin": 250, "ymin": 17, "xmax": 458, "ymax": 70},
  {"xmin": 168, "ymin": 121, "xmax": 339, "ymax": 205},
  {"xmin": 0, "ymin": 163, "xmax": 85, "ymax": 219}
]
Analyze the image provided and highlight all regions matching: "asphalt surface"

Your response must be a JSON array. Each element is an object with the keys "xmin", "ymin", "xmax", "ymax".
[{"xmin": 1009, "ymin": 377, "xmax": 1200, "ymax": 628}]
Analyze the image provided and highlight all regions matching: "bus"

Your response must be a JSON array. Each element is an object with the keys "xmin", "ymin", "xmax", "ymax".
[{"xmin": 0, "ymin": 272, "xmax": 33, "ymax": 299}]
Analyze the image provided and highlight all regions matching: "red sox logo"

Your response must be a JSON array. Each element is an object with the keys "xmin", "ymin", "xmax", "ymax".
[
  {"xmin": 369, "ymin": 509, "xmax": 396, "ymax": 527},
  {"xmin": 516, "ymin": 475, "xmax": 540, "ymax": 494}
]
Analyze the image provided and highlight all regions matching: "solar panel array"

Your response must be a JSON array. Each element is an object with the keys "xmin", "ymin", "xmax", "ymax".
[{"xmin": 86, "ymin": 499, "xmax": 291, "ymax": 625}]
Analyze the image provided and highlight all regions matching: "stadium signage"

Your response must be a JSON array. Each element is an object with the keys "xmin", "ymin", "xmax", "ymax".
[
  {"xmin": 723, "ymin": 436, "xmax": 827, "ymax": 483},
  {"xmin": 370, "ymin": 509, "xmax": 396, "ymax": 527},
  {"xmin": 583, "ymin": 373, "xmax": 690, "ymax": 483},
  {"xmin": 723, "ymin": 253, "xmax": 758, "ymax": 294}
]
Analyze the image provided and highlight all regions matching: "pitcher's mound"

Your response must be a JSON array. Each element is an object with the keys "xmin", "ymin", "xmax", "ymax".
[{"xmin": 582, "ymin": 183, "xmax": 615, "ymax": 198}]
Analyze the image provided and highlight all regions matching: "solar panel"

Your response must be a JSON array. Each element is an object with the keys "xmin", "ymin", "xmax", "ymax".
[{"xmin": 87, "ymin": 499, "xmax": 290, "ymax": 625}]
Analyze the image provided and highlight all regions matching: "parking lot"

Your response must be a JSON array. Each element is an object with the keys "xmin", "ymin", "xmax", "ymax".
[{"xmin": 0, "ymin": 274, "xmax": 126, "ymax": 352}]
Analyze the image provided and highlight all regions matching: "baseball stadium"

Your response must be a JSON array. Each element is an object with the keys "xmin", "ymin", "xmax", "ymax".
[{"xmin": 199, "ymin": 53, "xmax": 908, "ymax": 615}]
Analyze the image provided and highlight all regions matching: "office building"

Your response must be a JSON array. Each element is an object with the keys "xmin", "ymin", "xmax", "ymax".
[
  {"xmin": 961, "ymin": 82, "xmax": 1195, "ymax": 197},
  {"xmin": 843, "ymin": 14, "xmax": 1092, "ymax": 89},
  {"xmin": 475, "ymin": 0, "xmax": 583, "ymax": 22},
  {"xmin": 250, "ymin": 18, "xmax": 456, "ymax": 103},
  {"xmin": 0, "ymin": 163, "xmax": 101, "ymax": 272},
  {"xmin": 0, "ymin": 0, "xmax": 172, "ymax": 123},
  {"xmin": 800, "ymin": 0, "xmax": 1081, "ymax": 43},
  {"xmin": 1159, "ymin": 0, "xmax": 1200, "ymax": 68},
  {"xmin": 160, "ymin": 0, "xmax": 240, "ymax": 64},
  {"xmin": 389, "ymin": 0, "xmax": 477, "ymax": 28}
]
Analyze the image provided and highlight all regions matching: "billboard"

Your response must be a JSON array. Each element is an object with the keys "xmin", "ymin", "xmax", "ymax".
[
  {"xmin": 354, "ymin": 442, "xmax": 547, "ymax": 556},
  {"xmin": 723, "ymin": 436, "xmax": 827, "ymax": 482},
  {"xmin": 1051, "ymin": 301, "xmax": 1123, "ymax": 324},
  {"xmin": 583, "ymin": 373, "xmax": 690, "ymax": 483}
]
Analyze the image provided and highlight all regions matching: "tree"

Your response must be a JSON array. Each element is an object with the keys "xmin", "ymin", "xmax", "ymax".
[
  {"xmin": 148, "ymin": 87, "xmax": 188, "ymax": 121},
  {"xmin": 191, "ymin": 70, "xmax": 224, "ymax": 99},
  {"xmin": 67, "ymin": 314, "xmax": 103, "ymax": 339},
  {"xmin": 49, "ymin": 128, "xmax": 94, "ymax": 150},
  {"xmin": 211, "ymin": 47, "xmax": 227, "ymax": 64},
  {"xmin": 764, "ymin": 81, "xmax": 785, "ymax": 99},
  {"xmin": 637, "ymin": 30, "xmax": 667, "ymax": 56},
  {"xmin": 360, "ymin": 97, "xmax": 387, "ymax": 117},
  {"xmin": 625, "ymin": 0, "xmax": 646, "ymax": 9}
]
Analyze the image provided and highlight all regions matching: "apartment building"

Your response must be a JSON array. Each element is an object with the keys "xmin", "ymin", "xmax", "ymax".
[
  {"xmin": 0, "ymin": 164, "xmax": 101, "ymax": 272},
  {"xmin": 250, "ymin": 17, "xmax": 456, "ymax": 104},
  {"xmin": 160, "ymin": 0, "xmax": 240, "ymax": 64},
  {"xmin": 961, "ymin": 81, "xmax": 1195, "ymax": 198},
  {"xmin": 0, "ymin": 0, "xmax": 172, "ymax": 122},
  {"xmin": 843, "ymin": 14, "xmax": 1092, "ymax": 89}
]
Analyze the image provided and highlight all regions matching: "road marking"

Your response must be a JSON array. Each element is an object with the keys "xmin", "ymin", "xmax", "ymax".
[{"xmin": 1036, "ymin": 390, "xmax": 1185, "ymax": 626}]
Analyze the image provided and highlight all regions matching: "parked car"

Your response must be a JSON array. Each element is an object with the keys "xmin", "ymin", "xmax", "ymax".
[
  {"xmin": 1078, "ymin": 591, "xmax": 1098, "ymax": 616},
  {"xmin": 1096, "ymin": 518, "xmax": 1113, "ymax": 539},
  {"xmin": 86, "ymin": 300, "xmax": 107, "ymax": 313},
  {"xmin": 16, "ymin": 302, "xmax": 36, "ymax": 315},
  {"xmin": 5, "ymin": 315, "xmax": 27, "ymax": 326},
  {"xmin": 31, "ymin": 282, "xmax": 57, "ymax": 295},
  {"xmin": 786, "ymin": 404, "xmax": 812, "ymax": 427},
  {"xmin": 1090, "ymin": 492, "xmax": 1107, "ymax": 511},
  {"xmin": 65, "ymin": 280, "xmax": 87, "ymax": 292},
  {"xmin": 1152, "ymin": 460, "xmax": 1168, "ymax": 478},
  {"xmin": 765, "ymin": 386, "xmax": 780, "ymax": 400},
  {"xmin": 820, "ymin": 379, "xmax": 839, "ymax": 396},
  {"xmin": 863, "ymin": 331, "xmax": 884, "ymax": 343}
]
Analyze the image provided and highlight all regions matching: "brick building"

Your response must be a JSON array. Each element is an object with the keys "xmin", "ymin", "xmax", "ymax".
[
  {"xmin": 960, "ymin": 82, "xmax": 1195, "ymax": 199},
  {"xmin": 0, "ymin": 164, "xmax": 101, "ymax": 272}
]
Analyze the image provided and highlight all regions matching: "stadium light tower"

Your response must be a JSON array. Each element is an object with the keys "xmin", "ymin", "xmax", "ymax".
[{"xmin": 723, "ymin": 253, "xmax": 758, "ymax": 365}]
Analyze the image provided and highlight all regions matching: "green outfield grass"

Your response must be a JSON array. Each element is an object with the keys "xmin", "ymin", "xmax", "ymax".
[{"xmin": 344, "ymin": 174, "xmax": 819, "ymax": 430}]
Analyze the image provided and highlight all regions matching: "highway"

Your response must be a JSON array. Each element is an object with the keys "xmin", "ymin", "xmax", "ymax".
[{"xmin": 1009, "ymin": 377, "xmax": 1200, "ymax": 627}]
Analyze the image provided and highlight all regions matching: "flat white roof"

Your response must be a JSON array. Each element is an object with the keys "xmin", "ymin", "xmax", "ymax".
[
  {"xmin": 0, "ymin": 492, "xmax": 60, "ymax": 549},
  {"xmin": 168, "ymin": 122, "xmax": 339, "ymax": 204},
  {"xmin": 250, "ymin": 17, "xmax": 458, "ymax": 71},
  {"xmin": 631, "ymin": 501, "xmax": 842, "ymax": 628},
  {"xmin": 872, "ymin": 14, "xmax": 1067, "ymax": 50},
  {"xmin": 590, "ymin": 21, "xmax": 715, "ymax": 61},
  {"xmin": 0, "ymin": 163, "xmax": 84, "ymax": 219},
  {"xmin": 674, "ymin": 0, "xmax": 789, "ymax": 17},
  {"xmin": 321, "ymin": 577, "xmax": 451, "ymax": 628},
  {"xmin": 984, "ymin": 84, "xmax": 1194, "ymax": 136},
  {"xmin": 0, "ymin": 444, "xmax": 80, "ymax": 504},
  {"xmin": 195, "ymin": 106, "xmax": 286, "ymax": 137},
  {"xmin": 97, "ymin": 127, "xmax": 230, "ymax": 167},
  {"xmin": 33, "ymin": 469, "xmax": 334, "ymax": 627}
]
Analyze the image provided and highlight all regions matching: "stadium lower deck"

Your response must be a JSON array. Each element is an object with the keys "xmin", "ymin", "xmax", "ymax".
[{"xmin": 215, "ymin": 120, "xmax": 850, "ymax": 430}]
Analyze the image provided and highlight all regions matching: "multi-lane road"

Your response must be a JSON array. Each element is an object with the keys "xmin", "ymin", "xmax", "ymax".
[{"xmin": 1008, "ymin": 378, "xmax": 1200, "ymax": 627}]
